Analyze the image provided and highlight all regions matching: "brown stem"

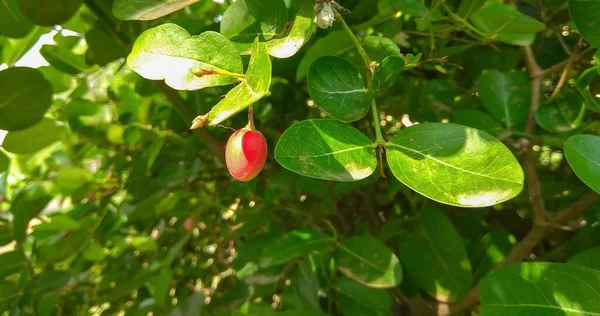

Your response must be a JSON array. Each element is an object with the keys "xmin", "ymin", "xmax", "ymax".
[
  {"xmin": 156, "ymin": 82, "xmax": 226, "ymax": 164},
  {"xmin": 550, "ymin": 39, "xmax": 582, "ymax": 98},
  {"xmin": 522, "ymin": 46, "xmax": 543, "ymax": 135},
  {"xmin": 523, "ymin": 150, "xmax": 546, "ymax": 224}
]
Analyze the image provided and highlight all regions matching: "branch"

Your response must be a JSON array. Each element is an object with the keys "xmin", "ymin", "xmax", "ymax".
[
  {"xmin": 446, "ymin": 192, "xmax": 599, "ymax": 314},
  {"xmin": 551, "ymin": 39, "xmax": 582, "ymax": 98},
  {"xmin": 156, "ymin": 82, "xmax": 225, "ymax": 164}
]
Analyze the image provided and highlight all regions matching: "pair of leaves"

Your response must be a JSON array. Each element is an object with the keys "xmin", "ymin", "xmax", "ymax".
[
  {"xmin": 307, "ymin": 55, "xmax": 406, "ymax": 122},
  {"xmin": 276, "ymin": 120, "xmax": 524, "ymax": 207}
]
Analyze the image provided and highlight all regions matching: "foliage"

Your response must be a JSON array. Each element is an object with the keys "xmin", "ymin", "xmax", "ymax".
[{"xmin": 1, "ymin": 0, "xmax": 600, "ymax": 315}]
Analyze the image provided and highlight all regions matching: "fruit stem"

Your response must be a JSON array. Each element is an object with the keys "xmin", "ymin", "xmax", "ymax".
[
  {"xmin": 333, "ymin": 8, "xmax": 372, "ymax": 67},
  {"xmin": 246, "ymin": 105, "xmax": 256, "ymax": 130}
]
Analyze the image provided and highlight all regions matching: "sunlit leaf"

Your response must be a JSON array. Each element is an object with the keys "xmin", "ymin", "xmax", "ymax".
[
  {"xmin": 113, "ymin": 0, "xmax": 199, "ymax": 21},
  {"xmin": 564, "ymin": 135, "xmax": 600, "ymax": 194}
]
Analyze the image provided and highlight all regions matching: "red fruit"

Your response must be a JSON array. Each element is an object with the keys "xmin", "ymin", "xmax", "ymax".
[{"xmin": 225, "ymin": 127, "xmax": 267, "ymax": 181}]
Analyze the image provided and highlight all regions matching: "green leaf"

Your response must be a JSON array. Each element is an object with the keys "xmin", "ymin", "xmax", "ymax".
[
  {"xmin": 480, "ymin": 263, "xmax": 600, "ymax": 315},
  {"xmin": 170, "ymin": 293, "xmax": 204, "ymax": 316},
  {"xmin": 307, "ymin": 56, "xmax": 370, "ymax": 122},
  {"xmin": 469, "ymin": 229, "xmax": 516, "ymax": 284},
  {"xmin": 40, "ymin": 39, "xmax": 92, "ymax": 74},
  {"xmin": 457, "ymin": 0, "xmax": 487, "ymax": 18},
  {"xmin": 569, "ymin": 247, "xmax": 600, "ymax": 271},
  {"xmin": 275, "ymin": 119, "xmax": 377, "ymax": 182},
  {"xmin": 363, "ymin": 36, "xmax": 400, "ymax": 62},
  {"xmin": 0, "ymin": 151, "xmax": 9, "ymax": 173},
  {"xmin": 56, "ymin": 167, "xmax": 93, "ymax": 195},
  {"xmin": 1, "ymin": 26, "xmax": 48, "ymax": 66},
  {"xmin": 0, "ymin": 67, "xmax": 53, "ymax": 131},
  {"xmin": 82, "ymin": 242, "xmax": 106, "ymax": 261},
  {"xmin": 470, "ymin": 3, "xmax": 545, "ymax": 46},
  {"xmin": 370, "ymin": 55, "xmax": 405, "ymax": 97},
  {"xmin": 399, "ymin": 208, "xmax": 472, "ymax": 303},
  {"xmin": 570, "ymin": 0, "xmax": 600, "ymax": 48},
  {"xmin": 294, "ymin": 259, "xmax": 320, "ymax": 310},
  {"xmin": 477, "ymin": 69, "xmax": 530, "ymax": 129},
  {"xmin": 576, "ymin": 67, "xmax": 600, "ymax": 113},
  {"xmin": 38, "ymin": 66, "xmax": 73, "ymax": 93},
  {"xmin": 296, "ymin": 30, "xmax": 354, "ymax": 81},
  {"xmin": 386, "ymin": 123, "xmax": 524, "ymax": 207},
  {"xmin": 452, "ymin": 109, "xmax": 503, "ymax": 134},
  {"xmin": 36, "ymin": 227, "xmax": 92, "ymax": 264},
  {"xmin": 147, "ymin": 269, "xmax": 173, "ymax": 306},
  {"xmin": 10, "ymin": 182, "xmax": 53, "ymax": 243},
  {"xmin": 0, "ymin": 251, "xmax": 27, "ymax": 278},
  {"xmin": 336, "ymin": 236, "xmax": 403, "ymax": 288},
  {"xmin": 206, "ymin": 39, "xmax": 272, "ymax": 125},
  {"xmin": 34, "ymin": 214, "xmax": 80, "ymax": 232},
  {"xmin": 17, "ymin": 0, "xmax": 83, "ymax": 26},
  {"xmin": 337, "ymin": 277, "xmax": 392, "ymax": 316},
  {"xmin": 127, "ymin": 23, "xmax": 243, "ymax": 91},
  {"xmin": 0, "ymin": 0, "xmax": 33, "ymax": 38},
  {"xmin": 3, "ymin": 118, "xmax": 66, "ymax": 155},
  {"xmin": 535, "ymin": 91, "xmax": 586, "ymax": 133},
  {"xmin": 220, "ymin": 0, "xmax": 287, "ymax": 52},
  {"xmin": 113, "ymin": 0, "xmax": 199, "ymax": 21},
  {"xmin": 564, "ymin": 135, "xmax": 600, "ymax": 194},
  {"xmin": 130, "ymin": 236, "xmax": 159, "ymax": 253},
  {"xmin": 85, "ymin": 26, "xmax": 129, "ymax": 66},
  {"xmin": 259, "ymin": 228, "xmax": 335, "ymax": 268},
  {"xmin": 0, "ymin": 281, "xmax": 22, "ymax": 312},
  {"xmin": 265, "ymin": 0, "xmax": 315, "ymax": 58},
  {"xmin": 0, "ymin": 224, "xmax": 13, "ymax": 246}
]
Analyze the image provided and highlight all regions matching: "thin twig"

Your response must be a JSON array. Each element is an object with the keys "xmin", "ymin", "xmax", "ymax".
[{"xmin": 551, "ymin": 39, "xmax": 582, "ymax": 98}]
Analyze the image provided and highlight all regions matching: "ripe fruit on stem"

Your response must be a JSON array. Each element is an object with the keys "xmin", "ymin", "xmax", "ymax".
[{"xmin": 225, "ymin": 126, "xmax": 267, "ymax": 181}]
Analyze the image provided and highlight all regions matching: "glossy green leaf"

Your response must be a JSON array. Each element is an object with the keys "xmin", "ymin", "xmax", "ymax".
[
  {"xmin": 10, "ymin": 182, "xmax": 53, "ymax": 243},
  {"xmin": 570, "ymin": 0, "xmax": 600, "ymax": 48},
  {"xmin": 337, "ymin": 277, "xmax": 392, "ymax": 316},
  {"xmin": 220, "ymin": 0, "xmax": 287, "ymax": 52},
  {"xmin": 127, "ymin": 23, "xmax": 243, "ymax": 91},
  {"xmin": 564, "ymin": 135, "xmax": 600, "ymax": 194},
  {"xmin": 275, "ymin": 119, "xmax": 377, "ymax": 182},
  {"xmin": 0, "ymin": 0, "xmax": 33, "ymax": 38},
  {"xmin": 576, "ymin": 67, "xmax": 600, "ymax": 113},
  {"xmin": 296, "ymin": 30, "xmax": 354, "ymax": 81},
  {"xmin": 399, "ymin": 208, "xmax": 472, "ymax": 303},
  {"xmin": 147, "ymin": 269, "xmax": 173, "ymax": 306},
  {"xmin": 452, "ymin": 109, "xmax": 503, "ymax": 134},
  {"xmin": 336, "ymin": 236, "xmax": 402, "ymax": 288},
  {"xmin": 480, "ymin": 263, "xmax": 600, "ymax": 315},
  {"xmin": 470, "ymin": 3, "xmax": 545, "ymax": 46},
  {"xmin": 3, "ymin": 118, "xmax": 66, "ymax": 155},
  {"xmin": 38, "ymin": 66, "xmax": 73, "ymax": 93},
  {"xmin": 17, "ymin": 0, "xmax": 84, "ymax": 26},
  {"xmin": 259, "ymin": 228, "xmax": 335, "ymax": 268},
  {"xmin": 206, "ymin": 39, "xmax": 271, "ymax": 125},
  {"xmin": 113, "ymin": 0, "xmax": 199, "ymax": 21},
  {"xmin": 82, "ymin": 242, "xmax": 106, "ymax": 261},
  {"xmin": 0, "ymin": 151, "xmax": 9, "ymax": 173},
  {"xmin": 470, "ymin": 229, "xmax": 516, "ymax": 284},
  {"xmin": 536, "ymin": 91, "xmax": 586, "ymax": 133},
  {"xmin": 0, "ymin": 67, "xmax": 53, "ymax": 131},
  {"xmin": 370, "ymin": 55, "xmax": 405, "ymax": 97},
  {"xmin": 477, "ymin": 69, "xmax": 530, "ymax": 129},
  {"xmin": 308, "ymin": 56, "xmax": 370, "ymax": 122},
  {"xmin": 363, "ymin": 36, "xmax": 400, "ymax": 62},
  {"xmin": 0, "ymin": 224, "xmax": 13, "ymax": 246},
  {"xmin": 36, "ymin": 227, "xmax": 92, "ymax": 264},
  {"xmin": 85, "ymin": 26, "xmax": 128, "ymax": 66},
  {"xmin": 569, "ymin": 247, "xmax": 600, "ymax": 271},
  {"xmin": 265, "ymin": 0, "xmax": 315, "ymax": 58},
  {"xmin": 0, "ymin": 251, "xmax": 27, "ymax": 278},
  {"xmin": 386, "ymin": 123, "xmax": 524, "ymax": 207}
]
